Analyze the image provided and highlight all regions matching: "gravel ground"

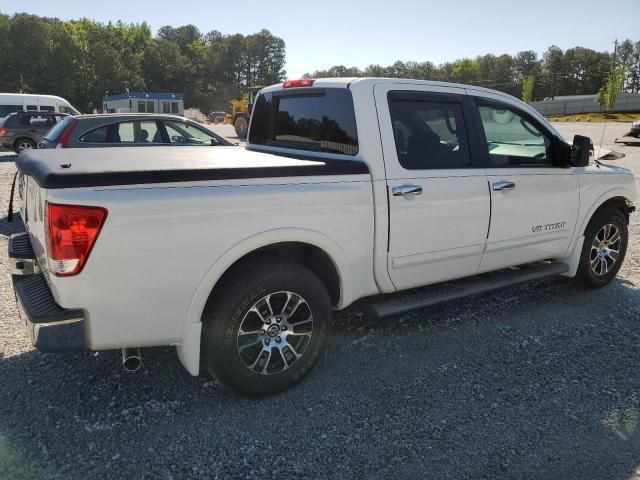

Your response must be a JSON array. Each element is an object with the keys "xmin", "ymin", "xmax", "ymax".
[{"xmin": 1, "ymin": 122, "xmax": 639, "ymax": 480}]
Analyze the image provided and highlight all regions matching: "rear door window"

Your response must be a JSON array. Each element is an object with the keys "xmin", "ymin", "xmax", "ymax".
[
  {"xmin": 114, "ymin": 120, "xmax": 162, "ymax": 144},
  {"xmin": 249, "ymin": 88, "xmax": 359, "ymax": 155},
  {"xmin": 388, "ymin": 93, "xmax": 471, "ymax": 169},
  {"xmin": 0, "ymin": 105, "xmax": 22, "ymax": 117},
  {"xmin": 30, "ymin": 115, "xmax": 50, "ymax": 129}
]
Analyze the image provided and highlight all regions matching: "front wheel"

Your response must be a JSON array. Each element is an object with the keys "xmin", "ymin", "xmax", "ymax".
[
  {"xmin": 576, "ymin": 208, "xmax": 628, "ymax": 288},
  {"xmin": 201, "ymin": 259, "xmax": 333, "ymax": 396},
  {"xmin": 234, "ymin": 116, "xmax": 248, "ymax": 138}
]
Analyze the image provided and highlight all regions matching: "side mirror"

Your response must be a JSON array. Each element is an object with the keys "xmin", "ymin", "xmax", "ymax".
[{"xmin": 571, "ymin": 135, "xmax": 593, "ymax": 167}]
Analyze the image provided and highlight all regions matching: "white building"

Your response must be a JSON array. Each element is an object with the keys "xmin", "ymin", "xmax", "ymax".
[{"xmin": 102, "ymin": 92, "xmax": 184, "ymax": 115}]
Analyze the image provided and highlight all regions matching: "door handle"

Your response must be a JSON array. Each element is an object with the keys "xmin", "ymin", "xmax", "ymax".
[
  {"xmin": 392, "ymin": 184, "xmax": 423, "ymax": 197},
  {"xmin": 493, "ymin": 181, "xmax": 516, "ymax": 191}
]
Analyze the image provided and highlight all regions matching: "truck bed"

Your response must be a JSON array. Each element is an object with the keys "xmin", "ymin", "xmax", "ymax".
[{"xmin": 17, "ymin": 146, "xmax": 369, "ymax": 189}]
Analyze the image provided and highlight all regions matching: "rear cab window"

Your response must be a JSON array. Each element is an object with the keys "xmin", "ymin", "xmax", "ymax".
[{"xmin": 249, "ymin": 88, "xmax": 359, "ymax": 155}]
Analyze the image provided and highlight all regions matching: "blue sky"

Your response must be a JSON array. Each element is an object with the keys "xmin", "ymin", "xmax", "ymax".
[{"xmin": 1, "ymin": 0, "xmax": 638, "ymax": 78}]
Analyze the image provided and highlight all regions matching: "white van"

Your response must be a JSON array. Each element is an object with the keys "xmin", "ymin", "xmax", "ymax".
[{"xmin": 0, "ymin": 93, "xmax": 80, "ymax": 120}]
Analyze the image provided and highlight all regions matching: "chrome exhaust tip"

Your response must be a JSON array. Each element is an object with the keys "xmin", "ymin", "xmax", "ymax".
[{"xmin": 122, "ymin": 348, "xmax": 142, "ymax": 372}]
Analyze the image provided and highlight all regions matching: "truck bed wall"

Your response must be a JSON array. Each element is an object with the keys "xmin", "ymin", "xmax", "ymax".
[{"xmin": 38, "ymin": 176, "xmax": 378, "ymax": 349}]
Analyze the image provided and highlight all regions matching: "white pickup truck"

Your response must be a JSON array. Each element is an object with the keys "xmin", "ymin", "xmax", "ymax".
[{"xmin": 10, "ymin": 78, "xmax": 637, "ymax": 396}]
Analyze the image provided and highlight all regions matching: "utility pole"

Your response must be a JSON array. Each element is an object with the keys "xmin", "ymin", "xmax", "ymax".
[{"xmin": 613, "ymin": 38, "xmax": 618, "ymax": 68}]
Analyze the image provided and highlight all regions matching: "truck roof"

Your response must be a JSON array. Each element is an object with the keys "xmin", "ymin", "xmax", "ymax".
[
  {"xmin": 17, "ymin": 146, "xmax": 368, "ymax": 189},
  {"xmin": 261, "ymin": 77, "xmax": 522, "ymax": 103}
]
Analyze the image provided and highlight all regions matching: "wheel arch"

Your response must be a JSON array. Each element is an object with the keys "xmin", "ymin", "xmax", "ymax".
[
  {"xmin": 13, "ymin": 136, "xmax": 36, "ymax": 150},
  {"xmin": 580, "ymin": 194, "xmax": 633, "ymax": 235},
  {"xmin": 561, "ymin": 192, "xmax": 633, "ymax": 278},
  {"xmin": 176, "ymin": 228, "xmax": 353, "ymax": 376}
]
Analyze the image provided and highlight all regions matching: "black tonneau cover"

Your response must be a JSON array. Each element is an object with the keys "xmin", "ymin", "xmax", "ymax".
[{"xmin": 17, "ymin": 146, "xmax": 369, "ymax": 189}]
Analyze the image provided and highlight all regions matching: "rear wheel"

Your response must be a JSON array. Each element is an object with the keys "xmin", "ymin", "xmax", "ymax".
[
  {"xmin": 201, "ymin": 258, "xmax": 333, "ymax": 396},
  {"xmin": 234, "ymin": 116, "xmax": 248, "ymax": 138},
  {"xmin": 14, "ymin": 138, "xmax": 36, "ymax": 153},
  {"xmin": 576, "ymin": 208, "xmax": 628, "ymax": 288}
]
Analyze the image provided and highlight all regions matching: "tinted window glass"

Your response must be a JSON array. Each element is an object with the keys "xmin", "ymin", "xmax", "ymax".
[
  {"xmin": 478, "ymin": 104, "xmax": 552, "ymax": 167},
  {"xmin": 29, "ymin": 115, "xmax": 49, "ymax": 128},
  {"xmin": 45, "ymin": 117, "xmax": 73, "ymax": 141},
  {"xmin": 162, "ymin": 102, "xmax": 171, "ymax": 114},
  {"xmin": 171, "ymin": 102, "xmax": 178, "ymax": 114},
  {"xmin": 80, "ymin": 125, "xmax": 110, "ymax": 143},
  {"xmin": 0, "ymin": 105, "xmax": 22, "ymax": 117},
  {"xmin": 389, "ymin": 97, "xmax": 470, "ymax": 169},
  {"xmin": 26, "ymin": 105, "xmax": 37, "ymax": 111},
  {"xmin": 59, "ymin": 106, "xmax": 77, "ymax": 115},
  {"xmin": 115, "ymin": 120, "xmax": 162, "ymax": 143},
  {"xmin": 249, "ymin": 89, "xmax": 358, "ymax": 155},
  {"xmin": 17, "ymin": 115, "xmax": 32, "ymax": 126},
  {"xmin": 40, "ymin": 105, "xmax": 55, "ymax": 112},
  {"xmin": 164, "ymin": 121, "xmax": 218, "ymax": 145}
]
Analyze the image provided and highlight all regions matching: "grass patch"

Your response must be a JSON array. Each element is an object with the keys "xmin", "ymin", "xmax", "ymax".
[{"xmin": 547, "ymin": 112, "xmax": 639, "ymax": 123}]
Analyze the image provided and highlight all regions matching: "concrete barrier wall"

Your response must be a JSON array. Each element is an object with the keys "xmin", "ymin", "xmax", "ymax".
[{"xmin": 530, "ymin": 93, "xmax": 640, "ymax": 116}]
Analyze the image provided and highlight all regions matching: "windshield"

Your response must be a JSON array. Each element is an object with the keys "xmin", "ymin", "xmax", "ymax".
[{"xmin": 59, "ymin": 105, "xmax": 80, "ymax": 115}]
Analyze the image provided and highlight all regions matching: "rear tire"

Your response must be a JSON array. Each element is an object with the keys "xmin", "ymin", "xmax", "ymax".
[
  {"xmin": 201, "ymin": 258, "xmax": 333, "ymax": 397},
  {"xmin": 575, "ymin": 208, "xmax": 628, "ymax": 288},
  {"xmin": 14, "ymin": 138, "xmax": 36, "ymax": 154},
  {"xmin": 234, "ymin": 116, "xmax": 248, "ymax": 138}
]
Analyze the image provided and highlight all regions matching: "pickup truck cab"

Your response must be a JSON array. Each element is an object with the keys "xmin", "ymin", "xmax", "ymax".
[{"xmin": 10, "ymin": 78, "xmax": 637, "ymax": 396}]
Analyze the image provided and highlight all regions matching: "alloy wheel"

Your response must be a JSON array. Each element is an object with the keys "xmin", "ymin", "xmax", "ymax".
[
  {"xmin": 590, "ymin": 223, "xmax": 621, "ymax": 276},
  {"xmin": 236, "ymin": 291, "xmax": 313, "ymax": 375}
]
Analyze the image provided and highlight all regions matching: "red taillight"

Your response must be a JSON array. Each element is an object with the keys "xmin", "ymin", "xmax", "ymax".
[
  {"xmin": 45, "ymin": 202, "xmax": 108, "ymax": 276},
  {"xmin": 0, "ymin": 128, "xmax": 6, "ymax": 137},
  {"xmin": 56, "ymin": 118, "xmax": 77, "ymax": 148},
  {"xmin": 282, "ymin": 79, "xmax": 315, "ymax": 88}
]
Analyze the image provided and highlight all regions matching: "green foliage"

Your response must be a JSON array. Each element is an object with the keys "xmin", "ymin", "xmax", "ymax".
[
  {"xmin": 596, "ymin": 68, "xmax": 626, "ymax": 110},
  {"xmin": 305, "ymin": 41, "xmax": 640, "ymax": 101},
  {"xmin": 521, "ymin": 76, "xmax": 535, "ymax": 103},
  {"xmin": 0, "ymin": 14, "xmax": 287, "ymax": 112}
]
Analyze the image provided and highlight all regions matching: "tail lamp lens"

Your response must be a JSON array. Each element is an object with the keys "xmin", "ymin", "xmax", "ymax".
[
  {"xmin": 56, "ymin": 118, "xmax": 77, "ymax": 148},
  {"xmin": 45, "ymin": 202, "xmax": 108, "ymax": 276}
]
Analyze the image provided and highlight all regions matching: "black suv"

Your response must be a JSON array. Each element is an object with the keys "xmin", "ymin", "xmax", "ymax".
[{"xmin": 0, "ymin": 111, "xmax": 69, "ymax": 153}]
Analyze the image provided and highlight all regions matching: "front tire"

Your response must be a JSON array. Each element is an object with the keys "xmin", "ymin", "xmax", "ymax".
[
  {"xmin": 234, "ymin": 116, "xmax": 248, "ymax": 138},
  {"xmin": 201, "ymin": 258, "xmax": 333, "ymax": 397},
  {"xmin": 576, "ymin": 208, "xmax": 628, "ymax": 288}
]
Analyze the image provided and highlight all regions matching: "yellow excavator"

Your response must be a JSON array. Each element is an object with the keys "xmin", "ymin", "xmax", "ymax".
[{"xmin": 224, "ymin": 86, "xmax": 263, "ymax": 138}]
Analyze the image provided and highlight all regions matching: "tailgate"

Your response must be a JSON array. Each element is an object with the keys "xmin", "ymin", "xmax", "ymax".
[{"xmin": 15, "ymin": 171, "xmax": 48, "ymax": 273}]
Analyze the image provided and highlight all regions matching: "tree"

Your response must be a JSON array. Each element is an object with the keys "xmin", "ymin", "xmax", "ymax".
[
  {"xmin": 596, "ymin": 68, "xmax": 625, "ymax": 111},
  {"xmin": 513, "ymin": 50, "xmax": 540, "ymax": 81},
  {"xmin": 450, "ymin": 59, "xmax": 478, "ymax": 84},
  {"xmin": 521, "ymin": 76, "xmax": 535, "ymax": 103},
  {"xmin": 541, "ymin": 46, "xmax": 564, "ymax": 99}
]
